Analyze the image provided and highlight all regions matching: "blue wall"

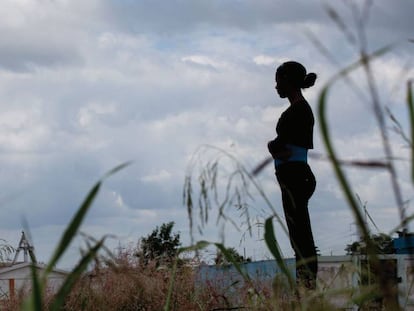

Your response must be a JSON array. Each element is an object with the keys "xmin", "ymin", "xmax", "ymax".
[
  {"xmin": 393, "ymin": 236, "xmax": 414, "ymax": 254},
  {"xmin": 196, "ymin": 258, "xmax": 296, "ymax": 289}
]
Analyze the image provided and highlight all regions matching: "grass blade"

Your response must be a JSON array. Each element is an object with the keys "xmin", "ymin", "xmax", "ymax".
[
  {"xmin": 317, "ymin": 45, "xmax": 393, "ymax": 244},
  {"xmin": 45, "ymin": 182, "xmax": 101, "ymax": 275},
  {"xmin": 102, "ymin": 161, "xmax": 133, "ymax": 179},
  {"xmin": 317, "ymin": 47, "xmax": 405, "ymax": 308},
  {"xmin": 264, "ymin": 217, "xmax": 295, "ymax": 290},
  {"xmin": 178, "ymin": 240, "xmax": 211, "ymax": 254},
  {"xmin": 163, "ymin": 259, "xmax": 178, "ymax": 311},
  {"xmin": 49, "ymin": 238, "xmax": 106, "ymax": 311},
  {"xmin": 214, "ymin": 243, "xmax": 249, "ymax": 280},
  {"xmin": 20, "ymin": 163, "xmax": 131, "ymax": 310},
  {"xmin": 45, "ymin": 162, "xmax": 131, "ymax": 275},
  {"xmin": 213, "ymin": 243, "xmax": 264, "ymax": 304},
  {"xmin": 164, "ymin": 240, "xmax": 211, "ymax": 311},
  {"xmin": 407, "ymin": 80, "xmax": 414, "ymax": 183},
  {"xmin": 22, "ymin": 265, "xmax": 43, "ymax": 311},
  {"xmin": 318, "ymin": 86, "xmax": 369, "ymax": 239}
]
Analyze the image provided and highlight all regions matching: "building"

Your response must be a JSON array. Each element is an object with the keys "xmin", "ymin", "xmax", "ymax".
[
  {"xmin": 197, "ymin": 254, "xmax": 414, "ymax": 310},
  {"xmin": 0, "ymin": 232, "xmax": 68, "ymax": 300},
  {"xmin": 0, "ymin": 262, "xmax": 68, "ymax": 300}
]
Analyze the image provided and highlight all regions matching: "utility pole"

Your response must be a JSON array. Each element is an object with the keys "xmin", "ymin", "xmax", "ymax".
[{"xmin": 12, "ymin": 231, "xmax": 36, "ymax": 264}]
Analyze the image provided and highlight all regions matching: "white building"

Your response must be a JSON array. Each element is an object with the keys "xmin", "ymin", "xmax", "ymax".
[
  {"xmin": 198, "ymin": 254, "xmax": 414, "ymax": 310},
  {"xmin": 318, "ymin": 255, "xmax": 414, "ymax": 310},
  {"xmin": 0, "ymin": 262, "xmax": 68, "ymax": 300},
  {"xmin": 0, "ymin": 232, "xmax": 68, "ymax": 300}
]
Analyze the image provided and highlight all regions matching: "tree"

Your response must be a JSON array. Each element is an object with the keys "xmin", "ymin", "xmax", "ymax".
[
  {"xmin": 138, "ymin": 222, "xmax": 181, "ymax": 266},
  {"xmin": 345, "ymin": 233, "xmax": 394, "ymax": 255},
  {"xmin": 214, "ymin": 247, "xmax": 251, "ymax": 265}
]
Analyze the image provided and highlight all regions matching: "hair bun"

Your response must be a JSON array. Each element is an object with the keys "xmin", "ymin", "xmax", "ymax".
[{"xmin": 302, "ymin": 72, "xmax": 317, "ymax": 89}]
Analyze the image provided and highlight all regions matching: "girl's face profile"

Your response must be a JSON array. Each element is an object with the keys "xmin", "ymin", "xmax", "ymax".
[{"xmin": 275, "ymin": 73, "xmax": 288, "ymax": 98}]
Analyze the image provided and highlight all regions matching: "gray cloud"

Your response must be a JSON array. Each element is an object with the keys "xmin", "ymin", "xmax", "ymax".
[{"xmin": 102, "ymin": 0, "xmax": 328, "ymax": 35}]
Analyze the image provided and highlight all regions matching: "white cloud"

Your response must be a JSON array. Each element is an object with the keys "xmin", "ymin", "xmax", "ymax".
[
  {"xmin": 141, "ymin": 170, "xmax": 172, "ymax": 183},
  {"xmin": 77, "ymin": 102, "xmax": 117, "ymax": 128},
  {"xmin": 253, "ymin": 55, "xmax": 277, "ymax": 66},
  {"xmin": 181, "ymin": 55, "xmax": 228, "ymax": 69},
  {"xmin": 0, "ymin": 106, "xmax": 50, "ymax": 152}
]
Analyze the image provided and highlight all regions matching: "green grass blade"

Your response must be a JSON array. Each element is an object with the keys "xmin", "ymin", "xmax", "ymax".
[
  {"xmin": 213, "ymin": 243, "xmax": 265, "ymax": 304},
  {"xmin": 164, "ymin": 241, "xmax": 211, "ymax": 311},
  {"xmin": 214, "ymin": 243, "xmax": 249, "ymax": 280},
  {"xmin": 45, "ymin": 182, "xmax": 101, "ymax": 275},
  {"xmin": 31, "ymin": 263, "xmax": 42, "ymax": 310},
  {"xmin": 264, "ymin": 217, "xmax": 295, "ymax": 290},
  {"xmin": 102, "ymin": 161, "xmax": 133, "ymax": 179},
  {"xmin": 45, "ymin": 162, "xmax": 131, "ymax": 276},
  {"xmin": 163, "ymin": 259, "xmax": 178, "ymax": 311},
  {"xmin": 21, "ymin": 264, "xmax": 43, "ymax": 311},
  {"xmin": 316, "ymin": 46, "xmax": 392, "ymax": 245},
  {"xmin": 20, "ymin": 163, "xmax": 131, "ymax": 310},
  {"xmin": 178, "ymin": 240, "xmax": 211, "ymax": 254},
  {"xmin": 317, "ymin": 48, "xmax": 403, "ymax": 306},
  {"xmin": 49, "ymin": 238, "xmax": 106, "ymax": 311},
  {"xmin": 407, "ymin": 80, "xmax": 414, "ymax": 183},
  {"xmin": 318, "ymin": 87, "xmax": 368, "ymax": 236}
]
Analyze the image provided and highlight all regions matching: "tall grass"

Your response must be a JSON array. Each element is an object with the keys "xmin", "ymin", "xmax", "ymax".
[
  {"xmin": 182, "ymin": 3, "xmax": 414, "ymax": 311},
  {"xmin": 182, "ymin": 144, "xmax": 295, "ymax": 292},
  {"xmin": 317, "ymin": 3, "xmax": 413, "ymax": 309},
  {"xmin": 19, "ymin": 162, "xmax": 131, "ymax": 311}
]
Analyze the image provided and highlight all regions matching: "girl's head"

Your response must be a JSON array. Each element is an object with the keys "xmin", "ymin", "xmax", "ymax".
[{"xmin": 275, "ymin": 61, "xmax": 317, "ymax": 98}]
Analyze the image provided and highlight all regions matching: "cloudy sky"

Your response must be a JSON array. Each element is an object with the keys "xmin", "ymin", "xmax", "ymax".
[{"xmin": 0, "ymin": 0, "xmax": 413, "ymax": 269}]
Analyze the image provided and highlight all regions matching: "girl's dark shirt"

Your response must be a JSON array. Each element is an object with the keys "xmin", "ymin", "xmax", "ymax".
[{"xmin": 268, "ymin": 100, "xmax": 314, "ymax": 156}]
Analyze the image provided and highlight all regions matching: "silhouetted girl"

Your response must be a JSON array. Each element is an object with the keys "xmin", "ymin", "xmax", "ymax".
[{"xmin": 268, "ymin": 61, "xmax": 317, "ymax": 290}]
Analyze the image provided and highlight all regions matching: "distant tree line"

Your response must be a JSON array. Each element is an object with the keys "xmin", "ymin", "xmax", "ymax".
[
  {"xmin": 135, "ymin": 221, "xmax": 251, "ymax": 267},
  {"xmin": 345, "ymin": 233, "xmax": 394, "ymax": 255}
]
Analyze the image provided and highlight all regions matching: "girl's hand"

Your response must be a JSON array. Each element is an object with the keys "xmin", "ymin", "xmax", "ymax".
[{"xmin": 268, "ymin": 141, "xmax": 291, "ymax": 160}]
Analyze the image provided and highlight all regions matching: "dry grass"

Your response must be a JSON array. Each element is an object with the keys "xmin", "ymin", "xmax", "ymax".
[
  {"xmin": 1, "ymin": 255, "xmax": 339, "ymax": 311},
  {"xmin": 63, "ymin": 260, "xmax": 201, "ymax": 310}
]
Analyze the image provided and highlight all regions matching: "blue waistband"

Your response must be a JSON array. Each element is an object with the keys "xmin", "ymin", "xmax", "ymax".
[{"xmin": 274, "ymin": 144, "xmax": 308, "ymax": 168}]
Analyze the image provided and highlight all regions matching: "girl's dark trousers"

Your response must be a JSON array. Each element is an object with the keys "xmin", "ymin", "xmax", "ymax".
[{"xmin": 276, "ymin": 162, "xmax": 317, "ymax": 289}]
